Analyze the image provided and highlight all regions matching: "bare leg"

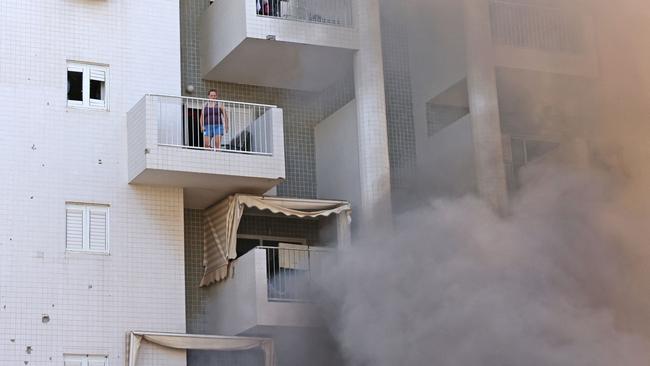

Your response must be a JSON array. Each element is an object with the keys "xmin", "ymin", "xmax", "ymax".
[
  {"xmin": 203, "ymin": 135, "xmax": 211, "ymax": 149},
  {"xmin": 215, "ymin": 135, "xmax": 222, "ymax": 149}
]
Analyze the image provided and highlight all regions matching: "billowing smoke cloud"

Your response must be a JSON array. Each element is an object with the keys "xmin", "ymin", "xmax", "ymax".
[
  {"xmin": 316, "ymin": 157, "xmax": 650, "ymax": 366},
  {"xmin": 309, "ymin": 1, "xmax": 650, "ymax": 365}
]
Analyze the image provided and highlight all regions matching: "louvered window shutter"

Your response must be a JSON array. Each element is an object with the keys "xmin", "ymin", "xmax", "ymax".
[
  {"xmin": 65, "ymin": 203, "xmax": 109, "ymax": 253},
  {"xmin": 63, "ymin": 356, "xmax": 84, "ymax": 366},
  {"xmin": 89, "ymin": 207, "xmax": 108, "ymax": 252},
  {"xmin": 66, "ymin": 206, "xmax": 85, "ymax": 251},
  {"xmin": 88, "ymin": 356, "xmax": 108, "ymax": 366}
]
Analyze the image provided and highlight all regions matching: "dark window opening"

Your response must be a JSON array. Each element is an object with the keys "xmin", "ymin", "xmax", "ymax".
[
  {"xmin": 236, "ymin": 238, "xmax": 263, "ymax": 257},
  {"xmin": 182, "ymin": 107, "xmax": 203, "ymax": 148},
  {"xmin": 426, "ymin": 79, "xmax": 469, "ymax": 137},
  {"xmin": 67, "ymin": 71, "xmax": 83, "ymax": 101},
  {"xmin": 90, "ymin": 79, "xmax": 105, "ymax": 101}
]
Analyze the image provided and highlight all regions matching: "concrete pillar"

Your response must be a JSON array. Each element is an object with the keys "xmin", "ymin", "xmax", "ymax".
[
  {"xmin": 354, "ymin": 0, "xmax": 392, "ymax": 224},
  {"xmin": 463, "ymin": 0, "xmax": 509, "ymax": 213}
]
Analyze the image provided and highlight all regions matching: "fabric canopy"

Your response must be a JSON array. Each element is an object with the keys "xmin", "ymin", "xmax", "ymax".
[
  {"xmin": 200, "ymin": 194, "xmax": 352, "ymax": 287},
  {"xmin": 127, "ymin": 331, "xmax": 275, "ymax": 366}
]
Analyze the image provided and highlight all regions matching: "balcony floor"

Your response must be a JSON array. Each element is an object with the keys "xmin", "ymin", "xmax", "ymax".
[
  {"xmin": 204, "ymin": 38, "xmax": 354, "ymax": 91},
  {"xmin": 130, "ymin": 168, "xmax": 282, "ymax": 209}
]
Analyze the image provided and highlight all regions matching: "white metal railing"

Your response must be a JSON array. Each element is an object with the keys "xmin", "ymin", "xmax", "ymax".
[
  {"xmin": 260, "ymin": 246, "xmax": 329, "ymax": 302},
  {"xmin": 256, "ymin": 0, "xmax": 354, "ymax": 28},
  {"xmin": 489, "ymin": 0, "xmax": 584, "ymax": 54},
  {"xmin": 151, "ymin": 94, "xmax": 275, "ymax": 155}
]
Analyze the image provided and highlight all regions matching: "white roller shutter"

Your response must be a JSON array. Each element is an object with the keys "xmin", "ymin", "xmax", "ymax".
[{"xmin": 89, "ymin": 68, "xmax": 106, "ymax": 82}]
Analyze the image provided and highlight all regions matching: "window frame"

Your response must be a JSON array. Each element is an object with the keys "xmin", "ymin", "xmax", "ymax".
[
  {"xmin": 237, "ymin": 234, "xmax": 307, "ymax": 246},
  {"xmin": 67, "ymin": 61, "xmax": 109, "ymax": 110},
  {"xmin": 65, "ymin": 203, "xmax": 110, "ymax": 254}
]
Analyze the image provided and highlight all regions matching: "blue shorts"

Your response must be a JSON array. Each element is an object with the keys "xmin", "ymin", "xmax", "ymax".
[{"xmin": 204, "ymin": 124, "xmax": 224, "ymax": 137}]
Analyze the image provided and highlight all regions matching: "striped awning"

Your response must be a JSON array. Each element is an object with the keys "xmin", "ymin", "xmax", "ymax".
[{"xmin": 200, "ymin": 194, "xmax": 351, "ymax": 287}]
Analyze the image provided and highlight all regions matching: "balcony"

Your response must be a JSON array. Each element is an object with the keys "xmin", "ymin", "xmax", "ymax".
[
  {"xmin": 200, "ymin": 0, "xmax": 359, "ymax": 91},
  {"xmin": 204, "ymin": 246, "xmax": 331, "ymax": 336},
  {"xmin": 197, "ymin": 194, "xmax": 351, "ymax": 336},
  {"xmin": 127, "ymin": 95, "xmax": 285, "ymax": 208},
  {"xmin": 489, "ymin": 0, "xmax": 599, "ymax": 77}
]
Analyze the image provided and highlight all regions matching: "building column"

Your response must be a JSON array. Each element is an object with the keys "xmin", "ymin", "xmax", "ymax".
[
  {"xmin": 354, "ymin": 0, "xmax": 392, "ymax": 224},
  {"xmin": 463, "ymin": 0, "xmax": 509, "ymax": 213}
]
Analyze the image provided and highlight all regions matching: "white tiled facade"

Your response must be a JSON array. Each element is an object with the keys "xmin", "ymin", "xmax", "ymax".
[
  {"xmin": 0, "ymin": 1, "xmax": 186, "ymax": 365},
  {"xmin": 1, "ymin": 0, "xmax": 402, "ymax": 365}
]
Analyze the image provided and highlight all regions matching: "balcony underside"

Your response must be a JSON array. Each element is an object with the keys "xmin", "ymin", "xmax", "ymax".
[
  {"xmin": 130, "ymin": 168, "xmax": 283, "ymax": 209},
  {"xmin": 203, "ymin": 38, "xmax": 354, "ymax": 91}
]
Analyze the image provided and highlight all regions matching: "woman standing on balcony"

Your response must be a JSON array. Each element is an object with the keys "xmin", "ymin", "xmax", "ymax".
[{"xmin": 201, "ymin": 89, "xmax": 229, "ymax": 149}]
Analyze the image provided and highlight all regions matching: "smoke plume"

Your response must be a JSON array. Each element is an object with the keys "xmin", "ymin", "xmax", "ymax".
[
  {"xmin": 311, "ymin": 1, "xmax": 650, "ymax": 365},
  {"xmin": 317, "ymin": 156, "xmax": 650, "ymax": 366}
]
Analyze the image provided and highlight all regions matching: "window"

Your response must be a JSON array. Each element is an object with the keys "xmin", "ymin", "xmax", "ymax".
[
  {"xmin": 66, "ymin": 203, "xmax": 109, "ymax": 253},
  {"xmin": 425, "ymin": 79, "xmax": 469, "ymax": 137},
  {"xmin": 67, "ymin": 62, "xmax": 108, "ymax": 109},
  {"xmin": 64, "ymin": 355, "xmax": 108, "ymax": 366}
]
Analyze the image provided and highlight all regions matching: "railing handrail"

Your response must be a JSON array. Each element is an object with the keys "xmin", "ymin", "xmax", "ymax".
[
  {"xmin": 150, "ymin": 94, "xmax": 276, "ymax": 154},
  {"xmin": 256, "ymin": 13, "xmax": 354, "ymax": 28},
  {"xmin": 146, "ymin": 93, "xmax": 278, "ymax": 109},
  {"xmin": 490, "ymin": 0, "xmax": 572, "ymax": 12},
  {"xmin": 254, "ymin": 0, "xmax": 354, "ymax": 28},
  {"xmin": 257, "ymin": 246, "xmax": 331, "ymax": 252}
]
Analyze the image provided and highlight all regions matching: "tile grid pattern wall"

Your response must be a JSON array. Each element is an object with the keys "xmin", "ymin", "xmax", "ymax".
[
  {"xmin": 380, "ymin": 14, "xmax": 417, "ymax": 190},
  {"xmin": 181, "ymin": 0, "xmax": 323, "ymax": 199},
  {"xmin": 0, "ymin": 1, "xmax": 186, "ymax": 365},
  {"xmin": 353, "ymin": 0, "xmax": 393, "ymax": 219},
  {"xmin": 184, "ymin": 209, "xmax": 207, "ymax": 335}
]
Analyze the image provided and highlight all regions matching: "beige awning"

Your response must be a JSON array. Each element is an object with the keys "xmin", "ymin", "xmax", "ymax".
[
  {"xmin": 200, "ymin": 194, "xmax": 351, "ymax": 287},
  {"xmin": 127, "ymin": 331, "xmax": 275, "ymax": 366}
]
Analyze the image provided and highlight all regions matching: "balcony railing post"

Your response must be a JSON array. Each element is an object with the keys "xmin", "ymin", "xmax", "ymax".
[
  {"xmin": 256, "ymin": 0, "xmax": 354, "ymax": 27},
  {"xmin": 149, "ymin": 94, "xmax": 276, "ymax": 156},
  {"xmin": 259, "ymin": 246, "xmax": 324, "ymax": 302}
]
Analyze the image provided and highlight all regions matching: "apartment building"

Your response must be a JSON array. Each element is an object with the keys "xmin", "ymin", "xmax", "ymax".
[
  {"xmin": 0, "ymin": 0, "xmax": 415, "ymax": 365},
  {"xmin": 4, "ymin": 0, "xmax": 638, "ymax": 365}
]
